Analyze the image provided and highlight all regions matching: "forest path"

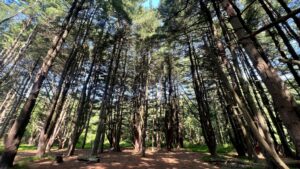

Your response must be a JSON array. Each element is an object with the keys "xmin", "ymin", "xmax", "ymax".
[{"xmin": 25, "ymin": 148, "xmax": 221, "ymax": 169}]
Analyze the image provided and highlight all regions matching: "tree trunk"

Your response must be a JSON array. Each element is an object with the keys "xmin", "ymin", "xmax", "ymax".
[
  {"xmin": 46, "ymin": 98, "xmax": 72, "ymax": 152},
  {"xmin": 92, "ymin": 35, "xmax": 122, "ymax": 155},
  {"xmin": 258, "ymin": 0, "xmax": 300, "ymax": 62},
  {"xmin": 36, "ymin": 47, "xmax": 78, "ymax": 157},
  {"xmin": 81, "ymin": 103, "xmax": 93, "ymax": 149},
  {"xmin": 204, "ymin": 32, "xmax": 288, "ymax": 168},
  {"xmin": 266, "ymin": 28, "xmax": 300, "ymax": 86},
  {"xmin": 0, "ymin": 58, "xmax": 39, "ymax": 139},
  {"xmin": 113, "ymin": 53, "xmax": 128, "ymax": 152},
  {"xmin": 276, "ymin": 0, "xmax": 300, "ymax": 30},
  {"xmin": 217, "ymin": 86, "xmax": 248, "ymax": 157},
  {"xmin": 67, "ymin": 56, "xmax": 95, "ymax": 156},
  {"xmin": 221, "ymin": 0, "xmax": 300, "ymax": 159},
  {"xmin": 187, "ymin": 35, "xmax": 217, "ymax": 156},
  {"xmin": 37, "ymin": 16, "xmax": 93, "ymax": 156},
  {"xmin": 133, "ymin": 53, "xmax": 150, "ymax": 157},
  {"xmin": 0, "ymin": 17, "xmax": 32, "ymax": 68},
  {"xmin": 0, "ymin": 1, "xmax": 85, "ymax": 167},
  {"xmin": 36, "ymin": 11, "xmax": 92, "ymax": 156},
  {"xmin": 0, "ymin": 24, "xmax": 38, "ymax": 84},
  {"xmin": 240, "ymin": 47, "xmax": 296, "ymax": 158}
]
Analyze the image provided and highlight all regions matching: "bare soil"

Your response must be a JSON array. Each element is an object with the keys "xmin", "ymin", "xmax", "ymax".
[{"xmin": 21, "ymin": 148, "xmax": 221, "ymax": 169}]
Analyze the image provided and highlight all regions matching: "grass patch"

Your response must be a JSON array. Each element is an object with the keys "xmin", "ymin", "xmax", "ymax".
[
  {"xmin": 0, "ymin": 145, "xmax": 3, "ymax": 154},
  {"xmin": 201, "ymin": 155, "xmax": 266, "ymax": 169},
  {"xmin": 185, "ymin": 143, "xmax": 235, "ymax": 154},
  {"xmin": 120, "ymin": 140, "xmax": 132, "ymax": 148},
  {"xmin": 75, "ymin": 139, "xmax": 133, "ymax": 150},
  {"xmin": 185, "ymin": 144, "xmax": 209, "ymax": 153},
  {"xmin": 14, "ymin": 155, "xmax": 55, "ymax": 169},
  {"xmin": 0, "ymin": 144, "xmax": 37, "ymax": 154},
  {"xmin": 18, "ymin": 144, "xmax": 37, "ymax": 151},
  {"xmin": 216, "ymin": 144, "xmax": 234, "ymax": 154}
]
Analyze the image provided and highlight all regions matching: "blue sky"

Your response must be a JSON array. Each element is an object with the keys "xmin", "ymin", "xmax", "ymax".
[
  {"xmin": 142, "ymin": 0, "xmax": 160, "ymax": 8},
  {"xmin": 4, "ymin": 0, "xmax": 21, "ymax": 5}
]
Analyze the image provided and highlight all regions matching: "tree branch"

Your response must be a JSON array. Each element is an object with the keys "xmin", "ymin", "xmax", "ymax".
[
  {"xmin": 239, "ymin": 7, "xmax": 300, "ymax": 41},
  {"xmin": 278, "ymin": 58, "xmax": 300, "ymax": 66}
]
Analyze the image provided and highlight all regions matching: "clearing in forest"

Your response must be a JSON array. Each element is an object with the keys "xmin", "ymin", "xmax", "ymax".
[
  {"xmin": 2, "ymin": 0, "xmax": 300, "ymax": 168},
  {"xmin": 22, "ymin": 149, "xmax": 221, "ymax": 169}
]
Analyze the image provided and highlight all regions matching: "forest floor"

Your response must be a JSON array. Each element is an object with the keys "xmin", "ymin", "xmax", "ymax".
[
  {"xmin": 13, "ymin": 148, "xmax": 238, "ymax": 169},
  {"xmin": 8, "ymin": 146, "xmax": 300, "ymax": 169}
]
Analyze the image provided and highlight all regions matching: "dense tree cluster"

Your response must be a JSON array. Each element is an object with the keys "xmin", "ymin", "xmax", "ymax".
[{"xmin": 0, "ymin": 0, "xmax": 300, "ymax": 168}]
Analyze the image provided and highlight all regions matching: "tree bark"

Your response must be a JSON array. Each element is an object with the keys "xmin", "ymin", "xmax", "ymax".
[
  {"xmin": 187, "ymin": 34, "xmax": 217, "ymax": 156},
  {"xmin": 0, "ymin": 17, "xmax": 32, "ymax": 68},
  {"xmin": 0, "ymin": 0, "xmax": 85, "ymax": 167},
  {"xmin": 133, "ymin": 50, "xmax": 150, "ymax": 157},
  {"xmin": 36, "ymin": 9, "xmax": 92, "ymax": 156},
  {"xmin": 0, "ymin": 59, "xmax": 38, "ymax": 138},
  {"xmin": 204, "ymin": 33, "xmax": 288, "ymax": 168},
  {"xmin": 67, "ymin": 54, "xmax": 95, "ymax": 156},
  {"xmin": 258, "ymin": 0, "xmax": 300, "ymax": 62},
  {"xmin": 0, "ymin": 24, "xmax": 38, "ymax": 84},
  {"xmin": 92, "ymin": 34, "xmax": 121, "ymax": 155},
  {"xmin": 221, "ymin": 0, "xmax": 300, "ymax": 159},
  {"xmin": 276, "ymin": 0, "xmax": 300, "ymax": 30},
  {"xmin": 266, "ymin": 28, "xmax": 300, "ymax": 86}
]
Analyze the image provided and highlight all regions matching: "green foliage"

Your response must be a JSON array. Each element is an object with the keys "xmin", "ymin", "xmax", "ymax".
[
  {"xmin": 185, "ymin": 143, "xmax": 235, "ymax": 154},
  {"xmin": 0, "ymin": 144, "xmax": 3, "ymax": 154},
  {"xmin": 133, "ymin": 9, "xmax": 160, "ymax": 39},
  {"xmin": 14, "ymin": 155, "xmax": 55, "ymax": 169},
  {"xmin": 111, "ymin": 0, "xmax": 132, "ymax": 24},
  {"xmin": 185, "ymin": 144, "xmax": 209, "ymax": 153},
  {"xmin": 0, "ymin": 144, "xmax": 37, "ymax": 152},
  {"xmin": 18, "ymin": 144, "xmax": 37, "ymax": 151},
  {"xmin": 120, "ymin": 140, "xmax": 132, "ymax": 148},
  {"xmin": 2, "ymin": 1, "xmax": 299, "ymax": 168}
]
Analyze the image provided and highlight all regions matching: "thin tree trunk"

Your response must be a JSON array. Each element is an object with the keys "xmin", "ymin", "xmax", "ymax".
[
  {"xmin": 0, "ymin": 17, "xmax": 32, "ymax": 66},
  {"xmin": 133, "ymin": 50, "xmax": 150, "ymax": 157},
  {"xmin": 36, "ymin": 47, "xmax": 77, "ymax": 157},
  {"xmin": 164, "ymin": 54, "xmax": 175, "ymax": 151},
  {"xmin": 240, "ymin": 48, "xmax": 296, "ymax": 158},
  {"xmin": 81, "ymin": 100, "xmax": 94, "ymax": 149},
  {"xmin": 204, "ymin": 33, "xmax": 288, "ymax": 168},
  {"xmin": 46, "ymin": 97, "xmax": 72, "ymax": 152},
  {"xmin": 0, "ymin": 24, "xmax": 38, "ymax": 84},
  {"xmin": 0, "ymin": 1, "xmax": 85, "ymax": 167},
  {"xmin": 36, "ymin": 10, "xmax": 92, "ymax": 156},
  {"xmin": 276, "ymin": 0, "xmax": 300, "ymax": 30},
  {"xmin": 221, "ymin": 0, "xmax": 300, "ymax": 159},
  {"xmin": 92, "ymin": 35, "xmax": 121, "ymax": 155},
  {"xmin": 113, "ymin": 52, "xmax": 128, "ymax": 152},
  {"xmin": 213, "ymin": 24, "xmax": 277, "ymax": 160},
  {"xmin": 187, "ymin": 35, "xmax": 217, "ymax": 156},
  {"xmin": 0, "ymin": 59, "xmax": 37, "ymax": 138},
  {"xmin": 266, "ymin": 28, "xmax": 300, "ymax": 86},
  {"xmin": 217, "ymin": 85, "xmax": 248, "ymax": 157},
  {"xmin": 67, "ymin": 56, "xmax": 95, "ymax": 156},
  {"xmin": 258, "ymin": 0, "xmax": 300, "ymax": 62}
]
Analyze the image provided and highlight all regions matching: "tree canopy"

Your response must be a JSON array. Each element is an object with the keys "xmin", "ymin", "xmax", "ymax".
[{"xmin": 0, "ymin": 0, "xmax": 300, "ymax": 168}]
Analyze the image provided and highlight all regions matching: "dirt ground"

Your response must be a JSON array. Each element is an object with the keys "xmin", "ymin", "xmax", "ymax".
[{"xmin": 21, "ymin": 148, "xmax": 221, "ymax": 169}]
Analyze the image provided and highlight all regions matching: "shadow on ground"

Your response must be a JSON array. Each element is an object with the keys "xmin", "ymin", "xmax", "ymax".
[{"xmin": 27, "ymin": 148, "xmax": 220, "ymax": 169}]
